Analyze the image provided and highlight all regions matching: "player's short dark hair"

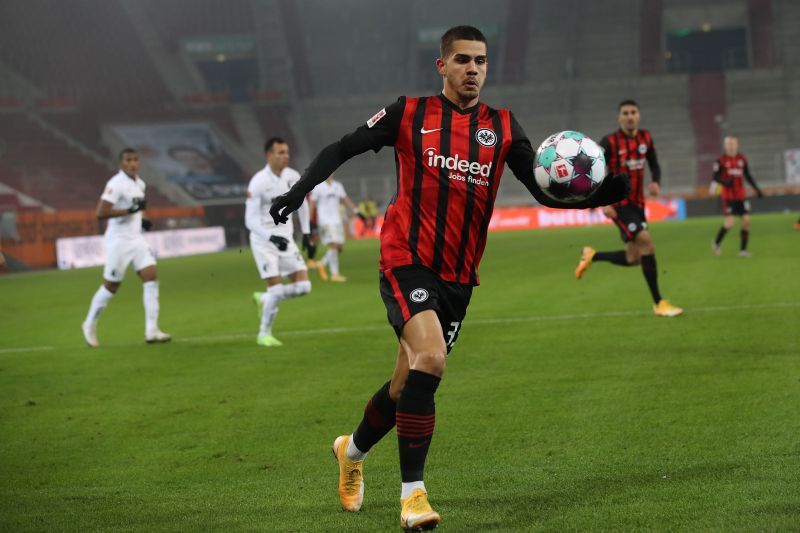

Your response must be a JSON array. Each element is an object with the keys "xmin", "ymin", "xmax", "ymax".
[
  {"xmin": 264, "ymin": 137, "xmax": 287, "ymax": 153},
  {"xmin": 118, "ymin": 147, "xmax": 137, "ymax": 160},
  {"xmin": 618, "ymin": 99, "xmax": 639, "ymax": 111},
  {"xmin": 440, "ymin": 25, "xmax": 487, "ymax": 59}
]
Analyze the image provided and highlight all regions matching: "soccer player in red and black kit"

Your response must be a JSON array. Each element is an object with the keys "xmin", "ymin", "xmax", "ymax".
[
  {"xmin": 270, "ymin": 26, "xmax": 628, "ymax": 530},
  {"xmin": 711, "ymin": 136, "xmax": 763, "ymax": 257},
  {"xmin": 574, "ymin": 100, "xmax": 683, "ymax": 317}
]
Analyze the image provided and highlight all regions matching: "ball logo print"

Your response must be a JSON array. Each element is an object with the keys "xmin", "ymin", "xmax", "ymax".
[
  {"xmin": 534, "ymin": 131, "xmax": 606, "ymax": 203},
  {"xmin": 475, "ymin": 128, "xmax": 496, "ymax": 147},
  {"xmin": 409, "ymin": 288, "xmax": 429, "ymax": 303}
]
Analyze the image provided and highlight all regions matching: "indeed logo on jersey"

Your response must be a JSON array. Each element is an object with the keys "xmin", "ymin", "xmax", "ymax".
[
  {"xmin": 424, "ymin": 148, "xmax": 491, "ymax": 186},
  {"xmin": 625, "ymin": 158, "xmax": 646, "ymax": 171}
]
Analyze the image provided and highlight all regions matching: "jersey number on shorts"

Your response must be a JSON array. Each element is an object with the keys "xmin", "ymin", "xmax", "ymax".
[{"xmin": 445, "ymin": 321, "xmax": 461, "ymax": 348}]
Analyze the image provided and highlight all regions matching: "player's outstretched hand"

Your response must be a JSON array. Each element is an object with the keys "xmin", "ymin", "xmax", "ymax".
[
  {"xmin": 301, "ymin": 233, "xmax": 315, "ymax": 255},
  {"xmin": 585, "ymin": 173, "xmax": 631, "ymax": 208},
  {"xmin": 270, "ymin": 189, "xmax": 305, "ymax": 225},
  {"xmin": 141, "ymin": 218, "xmax": 153, "ymax": 231},
  {"xmin": 128, "ymin": 198, "xmax": 147, "ymax": 214}
]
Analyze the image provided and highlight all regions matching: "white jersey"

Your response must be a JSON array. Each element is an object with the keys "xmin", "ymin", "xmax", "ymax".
[
  {"xmin": 101, "ymin": 171, "xmax": 146, "ymax": 239},
  {"xmin": 311, "ymin": 180, "xmax": 347, "ymax": 226},
  {"xmin": 245, "ymin": 165, "xmax": 308, "ymax": 242}
]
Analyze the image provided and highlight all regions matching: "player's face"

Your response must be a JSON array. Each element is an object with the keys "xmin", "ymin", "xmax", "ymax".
[
  {"xmin": 267, "ymin": 143, "xmax": 290, "ymax": 171},
  {"xmin": 618, "ymin": 105, "xmax": 640, "ymax": 133},
  {"xmin": 437, "ymin": 40, "xmax": 487, "ymax": 104},
  {"xmin": 120, "ymin": 153, "xmax": 140, "ymax": 176},
  {"xmin": 724, "ymin": 137, "xmax": 739, "ymax": 155}
]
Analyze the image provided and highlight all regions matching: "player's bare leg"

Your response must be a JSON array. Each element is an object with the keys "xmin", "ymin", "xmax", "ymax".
[
  {"xmin": 254, "ymin": 270, "xmax": 311, "ymax": 346},
  {"xmin": 138, "ymin": 265, "xmax": 170, "ymax": 343},
  {"xmin": 82, "ymin": 279, "xmax": 120, "ymax": 347},
  {"xmin": 739, "ymin": 213, "xmax": 751, "ymax": 257},
  {"xmin": 395, "ymin": 310, "xmax": 445, "ymax": 531},
  {"xmin": 713, "ymin": 214, "xmax": 735, "ymax": 256}
]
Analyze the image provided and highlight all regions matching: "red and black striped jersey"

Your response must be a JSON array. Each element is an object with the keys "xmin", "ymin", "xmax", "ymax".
[
  {"xmin": 599, "ymin": 129, "xmax": 660, "ymax": 208},
  {"xmin": 302, "ymin": 94, "xmax": 537, "ymax": 285},
  {"xmin": 713, "ymin": 154, "xmax": 756, "ymax": 201}
]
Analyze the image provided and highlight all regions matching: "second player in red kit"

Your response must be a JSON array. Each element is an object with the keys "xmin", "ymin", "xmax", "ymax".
[
  {"xmin": 270, "ymin": 26, "xmax": 628, "ymax": 530},
  {"xmin": 711, "ymin": 136, "xmax": 763, "ymax": 257},
  {"xmin": 574, "ymin": 100, "xmax": 683, "ymax": 318}
]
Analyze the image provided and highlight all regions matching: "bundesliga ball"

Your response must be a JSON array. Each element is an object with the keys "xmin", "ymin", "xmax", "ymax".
[{"xmin": 534, "ymin": 131, "xmax": 606, "ymax": 203}]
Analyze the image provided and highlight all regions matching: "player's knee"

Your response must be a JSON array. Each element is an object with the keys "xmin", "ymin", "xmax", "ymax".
[
  {"xmin": 293, "ymin": 280, "xmax": 312, "ymax": 295},
  {"xmin": 412, "ymin": 350, "xmax": 447, "ymax": 375},
  {"xmin": 104, "ymin": 281, "xmax": 121, "ymax": 293}
]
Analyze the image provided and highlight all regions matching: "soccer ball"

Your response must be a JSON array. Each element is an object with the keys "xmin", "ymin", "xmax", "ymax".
[{"xmin": 534, "ymin": 131, "xmax": 606, "ymax": 203}]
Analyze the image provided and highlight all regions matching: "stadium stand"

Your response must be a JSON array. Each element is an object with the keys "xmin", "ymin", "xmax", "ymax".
[
  {"xmin": 0, "ymin": 113, "xmax": 176, "ymax": 210},
  {"xmin": 0, "ymin": 0, "xmax": 797, "ymax": 214},
  {"xmin": 0, "ymin": 0, "xmax": 171, "ymax": 105}
]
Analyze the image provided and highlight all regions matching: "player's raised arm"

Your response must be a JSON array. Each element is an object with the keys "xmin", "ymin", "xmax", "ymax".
[
  {"xmin": 505, "ymin": 115, "xmax": 629, "ymax": 209},
  {"xmin": 270, "ymin": 98, "xmax": 405, "ymax": 224},
  {"xmin": 96, "ymin": 198, "xmax": 146, "ymax": 219}
]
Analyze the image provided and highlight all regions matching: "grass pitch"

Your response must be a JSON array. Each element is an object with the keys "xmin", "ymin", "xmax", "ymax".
[{"xmin": 1, "ymin": 213, "xmax": 798, "ymax": 532}]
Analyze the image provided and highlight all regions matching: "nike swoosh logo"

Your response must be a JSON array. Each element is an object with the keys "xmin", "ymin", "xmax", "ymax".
[
  {"xmin": 408, "ymin": 439, "xmax": 430, "ymax": 448},
  {"xmin": 420, "ymin": 127, "xmax": 443, "ymax": 134}
]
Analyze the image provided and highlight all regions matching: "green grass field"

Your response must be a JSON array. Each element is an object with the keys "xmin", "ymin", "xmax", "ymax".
[{"xmin": 1, "ymin": 213, "xmax": 799, "ymax": 532}]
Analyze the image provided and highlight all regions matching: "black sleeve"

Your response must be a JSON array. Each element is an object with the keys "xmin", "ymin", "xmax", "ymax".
[
  {"xmin": 712, "ymin": 159, "xmax": 723, "ymax": 184},
  {"xmin": 598, "ymin": 135, "xmax": 612, "ymax": 159},
  {"xmin": 646, "ymin": 139, "xmax": 661, "ymax": 184},
  {"xmin": 506, "ymin": 114, "xmax": 629, "ymax": 209},
  {"xmin": 290, "ymin": 98, "xmax": 405, "ymax": 195},
  {"xmin": 743, "ymin": 159, "xmax": 760, "ymax": 190},
  {"xmin": 505, "ymin": 113, "xmax": 566, "ymax": 208}
]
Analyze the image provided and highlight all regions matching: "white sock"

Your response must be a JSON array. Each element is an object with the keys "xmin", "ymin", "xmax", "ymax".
[
  {"xmin": 85, "ymin": 285, "xmax": 114, "ymax": 324},
  {"xmin": 321, "ymin": 249, "xmax": 333, "ymax": 267},
  {"xmin": 346, "ymin": 434, "xmax": 367, "ymax": 461},
  {"xmin": 143, "ymin": 281, "xmax": 160, "ymax": 334},
  {"xmin": 329, "ymin": 248, "xmax": 340, "ymax": 276},
  {"xmin": 259, "ymin": 284, "xmax": 286, "ymax": 336},
  {"xmin": 401, "ymin": 481, "xmax": 426, "ymax": 499},
  {"xmin": 283, "ymin": 280, "xmax": 311, "ymax": 298}
]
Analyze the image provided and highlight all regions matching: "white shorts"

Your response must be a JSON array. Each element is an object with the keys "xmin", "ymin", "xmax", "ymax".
[
  {"xmin": 251, "ymin": 237, "xmax": 307, "ymax": 279},
  {"xmin": 104, "ymin": 236, "xmax": 156, "ymax": 282},
  {"xmin": 319, "ymin": 223, "xmax": 345, "ymax": 245}
]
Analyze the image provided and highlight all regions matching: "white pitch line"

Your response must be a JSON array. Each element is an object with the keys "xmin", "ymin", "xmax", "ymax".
[
  {"xmin": 1, "ymin": 301, "xmax": 797, "ymax": 355},
  {"xmin": 0, "ymin": 345, "xmax": 55, "ymax": 355}
]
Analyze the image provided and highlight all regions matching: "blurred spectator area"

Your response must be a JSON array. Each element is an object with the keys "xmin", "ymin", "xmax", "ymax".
[
  {"xmin": 0, "ymin": 113, "xmax": 175, "ymax": 210},
  {"xmin": 0, "ymin": 0, "xmax": 798, "ymax": 210}
]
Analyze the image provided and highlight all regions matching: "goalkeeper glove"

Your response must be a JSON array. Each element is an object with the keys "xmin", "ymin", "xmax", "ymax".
[
  {"xmin": 270, "ymin": 188, "xmax": 306, "ymax": 225},
  {"xmin": 128, "ymin": 198, "xmax": 147, "ymax": 214},
  {"xmin": 269, "ymin": 235, "xmax": 289, "ymax": 252},
  {"xmin": 301, "ymin": 234, "xmax": 316, "ymax": 257}
]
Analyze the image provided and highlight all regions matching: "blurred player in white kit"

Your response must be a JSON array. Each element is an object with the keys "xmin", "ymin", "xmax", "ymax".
[
  {"xmin": 82, "ymin": 148, "xmax": 171, "ymax": 347},
  {"xmin": 309, "ymin": 176, "xmax": 362, "ymax": 282},
  {"xmin": 245, "ymin": 137, "xmax": 312, "ymax": 347}
]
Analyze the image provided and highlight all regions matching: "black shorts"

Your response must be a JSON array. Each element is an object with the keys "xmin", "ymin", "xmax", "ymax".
[
  {"xmin": 379, "ymin": 265, "xmax": 473, "ymax": 353},
  {"xmin": 723, "ymin": 199, "xmax": 751, "ymax": 216},
  {"xmin": 612, "ymin": 204, "xmax": 648, "ymax": 243}
]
